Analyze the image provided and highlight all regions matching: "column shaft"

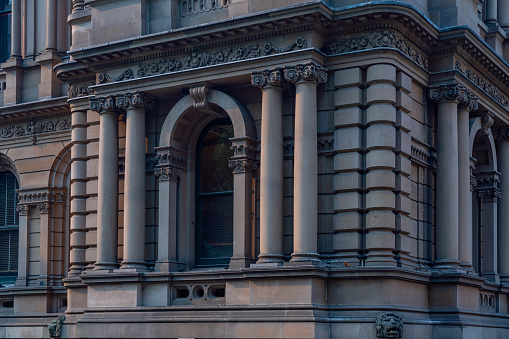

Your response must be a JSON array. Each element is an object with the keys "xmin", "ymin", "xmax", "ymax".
[
  {"xmin": 45, "ymin": 0, "xmax": 57, "ymax": 51},
  {"xmin": 498, "ymin": 139, "xmax": 509, "ymax": 282},
  {"xmin": 11, "ymin": 0, "xmax": 21, "ymax": 58},
  {"xmin": 436, "ymin": 100, "xmax": 460, "ymax": 266},
  {"xmin": 258, "ymin": 85, "xmax": 284, "ymax": 263},
  {"xmin": 121, "ymin": 106, "xmax": 147, "ymax": 269},
  {"xmin": 95, "ymin": 110, "xmax": 119, "ymax": 270},
  {"xmin": 292, "ymin": 80, "xmax": 319, "ymax": 262},
  {"xmin": 458, "ymin": 107, "xmax": 472, "ymax": 269},
  {"xmin": 155, "ymin": 173, "xmax": 179, "ymax": 271},
  {"xmin": 486, "ymin": 0, "xmax": 498, "ymax": 25},
  {"xmin": 15, "ymin": 206, "xmax": 29, "ymax": 286},
  {"xmin": 499, "ymin": 0, "xmax": 509, "ymax": 29}
]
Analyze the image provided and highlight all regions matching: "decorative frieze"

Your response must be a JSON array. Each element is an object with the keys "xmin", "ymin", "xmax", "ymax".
[
  {"xmin": 98, "ymin": 69, "xmax": 134, "ymax": 84},
  {"xmin": 456, "ymin": 61, "xmax": 509, "ymax": 110},
  {"xmin": 263, "ymin": 37, "xmax": 307, "ymax": 55},
  {"xmin": 68, "ymin": 83, "xmax": 94, "ymax": 99},
  {"xmin": 323, "ymin": 30, "xmax": 428, "ymax": 70},
  {"xmin": 428, "ymin": 83, "xmax": 479, "ymax": 111},
  {"xmin": 0, "ymin": 118, "xmax": 71, "ymax": 140},
  {"xmin": 284, "ymin": 62, "xmax": 328, "ymax": 85},
  {"xmin": 180, "ymin": 0, "xmax": 229, "ymax": 17},
  {"xmin": 18, "ymin": 191, "xmax": 66, "ymax": 205}
]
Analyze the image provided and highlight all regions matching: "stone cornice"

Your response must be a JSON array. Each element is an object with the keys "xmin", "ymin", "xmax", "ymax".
[{"xmin": 0, "ymin": 97, "xmax": 69, "ymax": 124}]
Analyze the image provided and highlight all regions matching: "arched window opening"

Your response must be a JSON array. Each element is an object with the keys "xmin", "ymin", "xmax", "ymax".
[
  {"xmin": 0, "ymin": 171, "xmax": 19, "ymax": 285},
  {"xmin": 195, "ymin": 118, "xmax": 234, "ymax": 267},
  {"xmin": 0, "ymin": 0, "xmax": 11, "ymax": 63}
]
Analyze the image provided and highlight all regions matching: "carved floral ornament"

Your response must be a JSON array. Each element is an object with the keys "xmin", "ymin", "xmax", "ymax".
[
  {"xmin": 428, "ymin": 83, "xmax": 479, "ymax": 112},
  {"xmin": 251, "ymin": 62, "xmax": 328, "ymax": 89},
  {"xmin": 98, "ymin": 37, "xmax": 308, "ymax": 83},
  {"xmin": 0, "ymin": 118, "xmax": 71, "ymax": 141}
]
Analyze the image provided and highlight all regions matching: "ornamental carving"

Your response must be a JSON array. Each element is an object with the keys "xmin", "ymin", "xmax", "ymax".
[
  {"xmin": 263, "ymin": 37, "xmax": 307, "ymax": 55},
  {"xmin": 478, "ymin": 189, "xmax": 501, "ymax": 203},
  {"xmin": 98, "ymin": 69, "xmax": 134, "ymax": 84},
  {"xmin": 89, "ymin": 96, "xmax": 120, "ymax": 114},
  {"xmin": 16, "ymin": 205, "xmax": 29, "ymax": 216},
  {"xmin": 48, "ymin": 315, "xmax": 65, "ymax": 339},
  {"xmin": 428, "ymin": 83, "xmax": 479, "ymax": 111},
  {"xmin": 116, "ymin": 92, "xmax": 155, "ymax": 111},
  {"xmin": 190, "ymin": 85, "xmax": 210, "ymax": 110},
  {"xmin": 180, "ymin": 0, "xmax": 229, "ymax": 17},
  {"xmin": 0, "ymin": 118, "xmax": 71, "ymax": 140},
  {"xmin": 284, "ymin": 62, "xmax": 328, "ymax": 85},
  {"xmin": 68, "ymin": 83, "xmax": 94, "ymax": 99},
  {"xmin": 154, "ymin": 166, "xmax": 180, "ymax": 182},
  {"xmin": 411, "ymin": 145, "xmax": 436, "ymax": 168},
  {"xmin": 323, "ymin": 30, "xmax": 428, "ymax": 69},
  {"xmin": 37, "ymin": 203, "xmax": 51, "ymax": 214},
  {"xmin": 251, "ymin": 68, "xmax": 286, "ymax": 89},
  {"xmin": 456, "ymin": 61, "xmax": 509, "ymax": 110},
  {"xmin": 375, "ymin": 312, "xmax": 403, "ymax": 338},
  {"xmin": 229, "ymin": 159, "xmax": 257, "ymax": 174},
  {"xmin": 18, "ymin": 191, "xmax": 65, "ymax": 205},
  {"xmin": 481, "ymin": 113, "xmax": 494, "ymax": 136},
  {"xmin": 155, "ymin": 146, "xmax": 188, "ymax": 171}
]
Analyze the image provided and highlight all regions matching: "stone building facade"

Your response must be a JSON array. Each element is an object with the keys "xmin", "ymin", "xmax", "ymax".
[{"xmin": 0, "ymin": 0, "xmax": 509, "ymax": 338}]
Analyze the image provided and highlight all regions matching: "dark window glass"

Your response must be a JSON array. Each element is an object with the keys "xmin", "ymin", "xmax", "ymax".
[
  {"xmin": 0, "ymin": 0, "xmax": 11, "ymax": 64},
  {"xmin": 0, "ymin": 171, "xmax": 18, "ymax": 284},
  {"xmin": 196, "ymin": 118, "xmax": 234, "ymax": 267}
]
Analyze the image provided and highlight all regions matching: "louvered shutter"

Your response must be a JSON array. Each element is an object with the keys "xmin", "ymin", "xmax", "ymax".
[{"xmin": 0, "ymin": 171, "xmax": 19, "ymax": 281}]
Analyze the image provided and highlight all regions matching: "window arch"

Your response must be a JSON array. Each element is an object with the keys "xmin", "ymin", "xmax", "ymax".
[
  {"xmin": 0, "ymin": 171, "xmax": 19, "ymax": 285},
  {"xmin": 195, "ymin": 118, "xmax": 234, "ymax": 267}
]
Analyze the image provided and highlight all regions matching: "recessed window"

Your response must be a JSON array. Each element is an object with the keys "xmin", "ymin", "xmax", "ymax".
[
  {"xmin": 195, "ymin": 118, "xmax": 234, "ymax": 267},
  {"xmin": 0, "ymin": 0, "xmax": 11, "ymax": 64},
  {"xmin": 0, "ymin": 171, "xmax": 19, "ymax": 285}
]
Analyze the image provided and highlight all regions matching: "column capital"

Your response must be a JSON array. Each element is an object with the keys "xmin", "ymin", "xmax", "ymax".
[
  {"xmin": 154, "ymin": 166, "xmax": 180, "ymax": 182},
  {"xmin": 37, "ymin": 203, "xmax": 51, "ymax": 214},
  {"xmin": 251, "ymin": 68, "xmax": 286, "ymax": 89},
  {"xmin": 116, "ymin": 91, "xmax": 155, "ymax": 111},
  {"xmin": 229, "ymin": 137, "xmax": 258, "ymax": 174},
  {"xmin": 155, "ymin": 145, "xmax": 187, "ymax": 170},
  {"xmin": 89, "ymin": 95, "xmax": 120, "ymax": 114},
  {"xmin": 229, "ymin": 159, "xmax": 257, "ymax": 174},
  {"xmin": 428, "ymin": 83, "xmax": 479, "ymax": 111},
  {"xmin": 16, "ymin": 204, "xmax": 29, "ymax": 216},
  {"xmin": 284, "ymin": 62, "xmax": 328, "ymax": 85}
]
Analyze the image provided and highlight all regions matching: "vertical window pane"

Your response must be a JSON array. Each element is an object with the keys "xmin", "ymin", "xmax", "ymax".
[{"xmin": 0, "ymin": 171, "xmax": 19, "ymax": 283}]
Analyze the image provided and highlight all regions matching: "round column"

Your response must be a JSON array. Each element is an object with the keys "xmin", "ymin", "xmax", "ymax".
[
  {"xmin": 497, "ymin": 136, "xmax": 509, "ymax": 282},
  {"xmin": 285, "ymin": 62, "xmax": 327, "ymax": 263},
  {"xmin": 117, "ymin": 92, "xmax": 153, "ymax": 270},
  {"xmin": 90, "ymin": 96, "xmax": 119, "ymax": 270},
  {"xmin": 252, "ymin": 69, "xmax": 285, "ymax": 264},
  {"xmin": 45, "ymin": 0, "xmax": 57, "ymax": 51},
  {"xmin": 499, "ymin": 0, "xmax": 509, "ymax": 30},
  {"xmin": 11, "ymin": 0, "xmax": 21, "ymax": 58},
  {"xmin": 486, "ymin": 0, "xmax": 498, "ymax": 25}
]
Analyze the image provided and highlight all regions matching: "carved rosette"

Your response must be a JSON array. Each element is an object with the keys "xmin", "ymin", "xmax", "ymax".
[
  {"xmin": 284, "ymin": 62, "xmax": 328, "ymax": 85},
  {"xmin": 37, "ymin": 203, "xmax": 51, "ymax": 214},
  {"xmin": 428, "ymin": 83, "xmax": 478, "ymax": 111},
  {"xmin": 251, "ymin": 68, "xmax": 286, "ymax": 89},
  {"xmin": 16, "ymin": 205, "xmax": 29, "ymax": 216},
  {"xmin": 229, "ymin": 137, "xmax": 258, "ymax": 174}
]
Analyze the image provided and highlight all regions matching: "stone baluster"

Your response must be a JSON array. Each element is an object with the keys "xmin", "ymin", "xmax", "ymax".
[
  {"xmin": 251, "ymin": 69, "xmax": 285, "ymax": 264},
  {"xmin": 68, "ymin": 104, "xmax": 89, "ymax": 276},
  {"xmin": 15, "ymin": 205, "xmax": 30, "ymax": 286},
  {"xmin": 116, "ymin": 92, "xmax": 154, "ymax": 270},
  {"xmin": 90, "ymin": 96, "xmax": 120, "ymax": 270},
  {"xmin": 285, "ymin": 62, "xmax": 327, "ymax": 263}
]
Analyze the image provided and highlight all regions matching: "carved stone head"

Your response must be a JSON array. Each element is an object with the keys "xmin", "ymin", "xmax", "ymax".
[{"xmin": 375, "ymin": 312, "xmax": 403, "ymax": 338}]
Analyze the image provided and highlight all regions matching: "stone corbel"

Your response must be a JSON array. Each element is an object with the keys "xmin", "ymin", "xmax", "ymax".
[
  {"xmin": 481, "ymin": 112, "xmax": 495, "ymax": 135},
  {"xmin": 229, "ymin": 137, "xmax": 258, "ymax": 174}
]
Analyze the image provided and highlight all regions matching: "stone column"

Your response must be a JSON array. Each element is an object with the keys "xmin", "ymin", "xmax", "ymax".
[
  {"xmin": 90, "ymin": 96, "xmax": 120, "ymax": 270},
  {"xmin": 486, "ymin": 0, "xmax": 498, "ymax": 26},
  {"xmin": 285, "ymin": 62, "xmax": 327, "ymax": 263},
  {"xmin": 499, "ymin": 0, "xmax": 509, "ymax": 30},
  {"xmin": 11, "ymin": 0, "xmax": 21, "ymax": 58},
  {"xmin": 457, "ymin": 101, "xmax": 478, "ymax": 271},
  {"xmin": 116, "ymin": 92, "xmax": 154, "ymax": 270},
  {"xmin": 429, "ymin": 83, "xmax": 475, "ymax": 270},
  {"xmin": 45, "ymin": 0, "xmax": 57, "ymax": 51},
  {"xmin": 15, "ymin": 205, "xmax": 29, "ymax": 286},
  {"xmin": 229, "ymin": 137, "xmax": 257, "ymax": 268},
  {"xmin": 251, "ymin": 69, "xmax": 285, "ymax": 264},
  {"xmin": 154, "ymin": 148, "xmax": 184, "ymax": 272},
  {"xmin": 68, "ymin": 105, "xmax": 88, "ymax": 276},
  {"xmin": 497, "ymin": 130, "xmax": 509, "ymax": 283},
  {"xmin": 72, "ymin": 0, "xmax": 86, "ymax": 12},
  {"xmin": 37, "ymin": 203, "xmax": 51, "ymax": 285}
]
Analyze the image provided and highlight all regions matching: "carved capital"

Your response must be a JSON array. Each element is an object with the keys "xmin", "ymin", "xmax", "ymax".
[
  {"xmin": 155, "ymin": 146, "xmax": 187, "ymax": 170},
  {"xmin": 251, "ymin": 68, "xmax": 286, "ymax": 89},
  {"xmin": 284, "ymin": 62, "xmax": 328, "ymax": 85},
  {"xmin": 154, "ymin": 166, "xmax": 180, "ymax": 182},
  {"xmin": 428, "ymin": 83, "xmax": 478, "ymax": 111},
  {"xmin": 478, "ymin": 189, "xmax": 501, "ymax": 203},
  {"xmin": 89, "ymin": 95, "xmax": 120, "ymax": 114},
  {"xmin": 37, "ymin": 203, "xmax": 51, "ymax": 214},
  {"xmin": 189, "ymin": 85, "xmax": 210, "ymax": 110},
  {"xmin": 116, "ymin": 91, "xmax": 155, "ymax": 111},
  {"xmin": 16, "ymin": 204, "xmax": 29, "ymax": 216},
  {"xmin": 229, "ymin": 159, "xmax": 257, "ymax": 174}
]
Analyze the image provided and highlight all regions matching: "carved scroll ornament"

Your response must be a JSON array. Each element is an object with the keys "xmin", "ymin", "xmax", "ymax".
[
  {"xmin": 428, "ymin": 83, "xmax": 479, "ymax": 112},
  {"xmin": 284, "ymin": 62, "xmax": 328, "ymax": 85}
]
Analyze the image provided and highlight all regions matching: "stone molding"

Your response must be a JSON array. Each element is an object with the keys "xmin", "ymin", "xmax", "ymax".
[
  {"xmin": 428, "ymin": 83, "xmax": 479, "ymax": 111},
  {"xmin": 0, "ymin": 118, "xmax": 71, "ymax": 140},
  {"xmin": 323, "ymin": 30, "xmax": 428, "ymax": 70},
  {"xmin": 284, "ymin": 62, "xmax": 328, "ymax": 85},
  {"xmin": 456, "ymin": 60, "xmax": 509, "ymax": 111}
]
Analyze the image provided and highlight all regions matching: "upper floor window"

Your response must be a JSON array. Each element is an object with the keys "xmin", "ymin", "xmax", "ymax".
[
  {"xmin": 0, "ymin": 0, "xmax": 11, "ymax": 64},
  {"xmin": 195, "ymin": 118, "xmax": 234, "ymax": 267},
  {"xmin": 0, "ymin": 171, "xmax": 19, "ymax": 285}
]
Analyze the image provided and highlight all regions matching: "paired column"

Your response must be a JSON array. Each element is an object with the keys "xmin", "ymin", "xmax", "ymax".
[
  {"xmin": 116, "ymin": 92, "xmax": 153, "ymax": 270},
  {"xmin": 486, "ymin": 0, "xmax": 498, "ymax": 25},
  {"xmin": 251, "ymin": 69, "xmax": 285, "ymax": 264},
  {"xmin": 429, "ymin": 83, "xmax": 477, "ymax": 270},
  {"xmin": 69, "ymin": 104, "xmax": 88, "ymax": 276},
  {"xmin": 285, "ymin": 63, "xmax": 327, "ymax": 263},
  {"xmin": 90, "ymin": 96, "xmax": 120, "ymax": 270},
  {"xmin": 499, "ymin": 0, "xmax": 509, "ymax": 30}
]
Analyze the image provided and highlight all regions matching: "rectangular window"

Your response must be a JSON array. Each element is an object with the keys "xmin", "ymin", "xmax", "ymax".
[{"xmin": 0, "ymin": 0, "xmax": 11, "ymax": 64}]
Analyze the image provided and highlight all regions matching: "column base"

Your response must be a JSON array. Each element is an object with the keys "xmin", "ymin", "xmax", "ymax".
[
  {"xmin": 480, "ymin": 272, "xmax": 500, "ymax": 284},
  {"xmin": 256, "ymin": 253, "xmax": 285, "ymax": 264},
  {"xmin": 500, "ymin": 274, "xmax": 509, "ymax": 284},
  {"xmin": 93, "ymin": 261, "xmax": 119, "ymax": 271},
  {"xmin": 15, "ymin": 276, "xmax": 28, "ymax": 287},
  {"xmin": 120, "ymin": 260, "xmax": 148, "ymax": 271},
  {"xmin": 290, "ymin": 251, "xmax": 321, "ymax": 264},
  {"xmin": 229, "ymin": 256, "xmax": 256, "ymax": 269},
  {"xmin": 459, "ymin": 262, "xmax": 475, "ymax": 273},
  {"xmin": 432, "ymin": 259, "xmax": 462, "ymax": 273},
  {"xmin": 155, "ymin": 260, "xmax": 180, "ymax": 272}
]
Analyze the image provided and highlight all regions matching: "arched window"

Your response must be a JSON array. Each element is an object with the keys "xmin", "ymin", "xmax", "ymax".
[
  {"xmin": 0, "ymin": 171, "xmax": 19, "ymax": 285},
  {"xmin": 195, "ymin": 118, "xmax": 234, "ymax": 267},
  {"xmin": 0, "ymin": 0, "xmax": 11, "ymax": 63}
]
